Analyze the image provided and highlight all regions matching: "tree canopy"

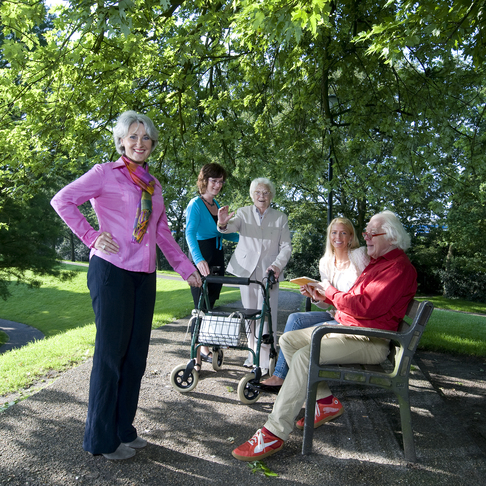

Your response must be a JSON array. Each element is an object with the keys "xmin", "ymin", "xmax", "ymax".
[{"xmin": 1, "ymin": 0, "xmax": 485, "ymax": 297}]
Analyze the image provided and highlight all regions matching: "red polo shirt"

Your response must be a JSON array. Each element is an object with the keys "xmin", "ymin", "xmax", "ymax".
[{"xmin": 324, "ymin": 248, "xmax": 417, "ymax": 331}]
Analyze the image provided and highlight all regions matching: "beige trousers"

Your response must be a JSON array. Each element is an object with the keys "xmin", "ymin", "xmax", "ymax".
[{"xmin": 264, "ymin": 326, "xmax": 390, "ymax": 441}]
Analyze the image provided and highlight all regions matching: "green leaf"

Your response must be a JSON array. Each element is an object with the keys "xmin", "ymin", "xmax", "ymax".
[{"xmin": 247, "ymin": 460, "xmax": 278, "ymax": 477}]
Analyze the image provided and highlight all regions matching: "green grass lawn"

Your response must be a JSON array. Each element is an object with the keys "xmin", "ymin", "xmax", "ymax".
[
  {"xmin": 415, "ymin": 295, "xmax": 486, "ymax": 315},
  {"xmin": 0, "ymin": 265, "xmax": 240, "ymax": 397},
  {"xmin": 1, "ymin": 268, "xmax": 485, "ymax": 400},
  {"xmin": 419, "ymin": 308, "xmax": 486, "ymax": 356}
]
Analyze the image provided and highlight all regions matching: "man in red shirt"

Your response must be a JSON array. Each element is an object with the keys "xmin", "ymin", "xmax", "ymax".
[{"xmin": 232, "ymin": 211, "xmax": 417, "ymax": 461}]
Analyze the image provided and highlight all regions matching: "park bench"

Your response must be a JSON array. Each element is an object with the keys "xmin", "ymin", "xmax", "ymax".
[{"xmin": 301, "ymin": 298, "xmax": 434, "ymax": 462}]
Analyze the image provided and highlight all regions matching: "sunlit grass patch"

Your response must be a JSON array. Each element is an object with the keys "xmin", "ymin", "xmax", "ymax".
[
  {"xmin": 0, "ymin": 324, "xmax": 96, "ymax": 396},
  {"xmin": 420, "ymin": 309, "xmax": 486, "ymax": 357}
]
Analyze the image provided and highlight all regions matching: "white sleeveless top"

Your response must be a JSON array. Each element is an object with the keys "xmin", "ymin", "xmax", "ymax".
[{"xmin": 314, "ymin": 246, "xmax": 370, "ymax": 310}]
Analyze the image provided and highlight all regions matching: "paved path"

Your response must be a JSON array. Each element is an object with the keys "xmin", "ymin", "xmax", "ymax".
[
  {"xmin": 0, "ymin": 319, "xmax": 45, "ymax": 354},
  {"xmin": 1, "ymin": 289, "xmax": 485, "ymax": 485}
]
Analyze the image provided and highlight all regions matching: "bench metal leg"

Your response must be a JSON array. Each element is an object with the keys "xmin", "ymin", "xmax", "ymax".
[
  {"xmin": 397, "ymin": 392, "xmax": 416, "ymax": 462},
  {"xmin": 302, "ymin": 381, "xmax": 319, "ymax": 455}
]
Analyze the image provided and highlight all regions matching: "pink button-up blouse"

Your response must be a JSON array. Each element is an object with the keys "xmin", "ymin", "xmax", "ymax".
[{"xmin": 51, "ymin": 158, "xmax": 196, "ymax": 279}]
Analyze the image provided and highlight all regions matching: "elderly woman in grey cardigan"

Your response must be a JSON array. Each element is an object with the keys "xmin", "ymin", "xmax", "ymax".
[{"xmin": 217, "ymin": 177, "xmax": 292, "ymax": 374}]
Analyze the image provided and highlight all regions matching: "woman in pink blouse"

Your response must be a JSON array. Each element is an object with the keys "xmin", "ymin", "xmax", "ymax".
[{"xmin": 51, "ymin": 111, "xmax": 201, "ymax": 461}]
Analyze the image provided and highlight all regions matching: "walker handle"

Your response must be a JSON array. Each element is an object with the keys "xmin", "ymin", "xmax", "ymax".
[{"xmin": 204, "ymin": 275, "xmax": 251, "ymax": 286}]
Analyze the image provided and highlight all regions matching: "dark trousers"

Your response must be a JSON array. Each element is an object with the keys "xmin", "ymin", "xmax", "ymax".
[
  {"xmin": 190, "ymin": 238, "xmax": 225, "ymax": 311},
  {"xmin": 84, "ymin": 256, "xmax": 156, "ymax": 454}
]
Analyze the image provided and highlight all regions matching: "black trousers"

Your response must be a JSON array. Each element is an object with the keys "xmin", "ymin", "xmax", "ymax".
[
  {"xmin": 190, "ymin": 237, "xmax": 225, "ymax": 311},
  {"xmin": 84, "ymin": 256, "xmax": 156, "ymax": 454}
]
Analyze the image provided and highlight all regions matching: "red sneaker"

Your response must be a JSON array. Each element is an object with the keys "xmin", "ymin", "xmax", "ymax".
[
  {"xmin": 296, "ymin": 397, "xmax": 344, "ymax": 430},
  {"xmin": 232, "ymin": 429, "xmax": 284, "ymax": 461}
]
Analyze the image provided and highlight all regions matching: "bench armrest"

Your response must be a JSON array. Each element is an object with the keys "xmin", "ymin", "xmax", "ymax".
[{"xmin": 310, "ymin": 323, "xmax": 409, "ymax": 346}]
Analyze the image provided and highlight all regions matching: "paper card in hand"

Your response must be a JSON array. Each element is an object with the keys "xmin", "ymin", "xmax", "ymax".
[{"xmin": 289, "ymin": 276, "xmax": 319, "ymax": 286}]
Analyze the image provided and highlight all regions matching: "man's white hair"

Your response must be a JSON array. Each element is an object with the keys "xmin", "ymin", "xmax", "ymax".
[{"xmin": 371, "ymin": 210, "xmax": 411, "ymax": 251}]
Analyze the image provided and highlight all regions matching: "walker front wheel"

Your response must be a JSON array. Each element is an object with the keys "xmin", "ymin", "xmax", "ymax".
[
  {"xmin": 212, "ymin": 349, "xmax": 224, "ymax": 371},
  {"xmin": 170, "ymin": 364, "xmax": 199, "ymax": 393},
  {"xmin": 237, "ymin": 373, "xmax": 261, "ymax": 405}
]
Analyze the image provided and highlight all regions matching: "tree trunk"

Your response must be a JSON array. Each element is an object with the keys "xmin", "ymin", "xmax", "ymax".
[{"xmin": 70, "ymin": 232, "xmax": 75, "ymax": 262}]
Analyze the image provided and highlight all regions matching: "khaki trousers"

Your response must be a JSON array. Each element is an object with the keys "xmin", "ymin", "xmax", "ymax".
[{"xmin": 264, "ymin": 325, "xmax": 390, "ymax": 441}]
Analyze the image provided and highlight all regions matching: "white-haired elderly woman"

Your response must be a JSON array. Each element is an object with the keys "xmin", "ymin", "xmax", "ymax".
[
  {"xmin": 217, "ymin": 177, "xmax": 292, "ymax": 373},
  {"xmin": 51, "ymin": 110, "xmax": 201, "ymax": 461}
]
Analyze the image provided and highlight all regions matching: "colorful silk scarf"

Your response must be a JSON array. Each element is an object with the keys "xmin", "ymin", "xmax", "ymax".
[{"xmin": 122, "ymin": 155, "xmax": 156, "ymax": 243}]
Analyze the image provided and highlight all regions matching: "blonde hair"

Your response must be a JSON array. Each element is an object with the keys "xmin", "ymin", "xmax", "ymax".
[
  {"xmin": 324, "ymin": 217, "xmax": 359, "ymax": 256},
  {"xmin": 319, "ymin": 217, "xmax": 360, "ymax": 276}
]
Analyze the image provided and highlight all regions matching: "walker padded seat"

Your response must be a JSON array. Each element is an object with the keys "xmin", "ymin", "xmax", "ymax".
[
  {"xmin": 211, "ymin": 306, "xmax": 261, "ymax": 319},
  {"xmin": 301, "ymin": 299, "xmax": 434, "ymax": 462}
]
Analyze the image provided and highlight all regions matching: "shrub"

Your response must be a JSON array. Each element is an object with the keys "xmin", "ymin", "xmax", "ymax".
[{"xmin": 439, "ymin": 257, "xmax": 486, "ymax": 302}]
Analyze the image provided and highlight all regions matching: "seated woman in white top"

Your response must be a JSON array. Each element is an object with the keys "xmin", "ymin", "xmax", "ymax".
[{"xmin": 258, "ymin": 216, "xmax": 369, "ymax": 392}]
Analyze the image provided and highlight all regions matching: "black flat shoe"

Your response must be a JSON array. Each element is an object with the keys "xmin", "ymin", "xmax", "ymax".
[
  {"xmin": 248, "ymin": 383, "xmax": 282, "ymax": 395},
  {"xmin": 200, "ymin": 352, "xmax": 212, "ymax": 363}
]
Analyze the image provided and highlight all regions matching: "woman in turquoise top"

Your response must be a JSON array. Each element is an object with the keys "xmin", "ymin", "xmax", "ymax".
[{"xmin": 185, "ymin": 163, "xmax": 239, "ymax": 365}]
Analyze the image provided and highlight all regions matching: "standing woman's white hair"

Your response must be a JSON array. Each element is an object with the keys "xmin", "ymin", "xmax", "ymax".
[
  {"xmin": 113, "ymin": 110, "xmax": 159, "ymax": 155},
  {"xmin": 375, "ymin": 210, "xmax": 411, "ymax": 251},
  {"xmin": 249, "ymin": 177, "xmax": 276, "ymax": 200}
]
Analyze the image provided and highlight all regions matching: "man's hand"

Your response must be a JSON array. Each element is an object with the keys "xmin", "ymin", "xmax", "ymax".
[
  {"xmin": 314, "ymin": 279, "xmax": 331, "ymax": 297},
  {"xmin": 301, "ymin": 283, "xmax": 322, "ymax": 300},
  {"xmin": 299, "ymin": 284, "xmax": 313, "ymax": 299},
  {"xmin": 320, "ymin": 279, "xmax": 332, "ymax": 292}
]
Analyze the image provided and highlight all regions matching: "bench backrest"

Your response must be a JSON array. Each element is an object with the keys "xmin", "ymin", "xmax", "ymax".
[{"xmin": 389, "ymin": 299, "xmax": 433, "ymax": 376}]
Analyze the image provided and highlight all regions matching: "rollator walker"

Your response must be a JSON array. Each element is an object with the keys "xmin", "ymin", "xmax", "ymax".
[{"xmin": 170, "ymin": 270, "xmax": 278, "ymax": 404}]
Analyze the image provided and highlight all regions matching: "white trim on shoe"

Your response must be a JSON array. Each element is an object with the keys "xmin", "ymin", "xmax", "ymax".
[{"xmin": 253, "ymin": 429, "xmax": 279, "ymax": 454}]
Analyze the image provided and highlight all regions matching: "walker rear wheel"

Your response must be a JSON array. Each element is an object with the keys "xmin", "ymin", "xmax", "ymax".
[
  {"xmin": 170, "ymin": 364, "xmax": 199, "ymax": 393},
  {"xmin": 237, "ymin": 373, "xmax": 261, "ymax": 405}
]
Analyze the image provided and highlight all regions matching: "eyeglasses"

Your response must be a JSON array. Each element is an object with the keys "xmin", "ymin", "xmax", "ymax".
[
  {"xmin": 208, "ymin": 178, "xmax": 225, "ymax": 186},
  {"xmin": 362, "ymin": 232, "xmax": 386, "ymax": 240},
  {"xmin": 254, "ymin": 191, "xmax": 270, "ymax": 197}
]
